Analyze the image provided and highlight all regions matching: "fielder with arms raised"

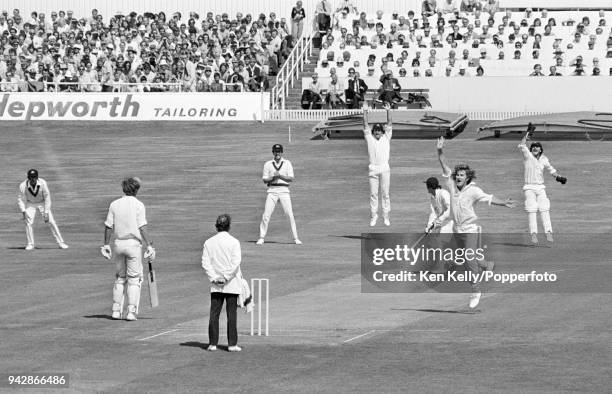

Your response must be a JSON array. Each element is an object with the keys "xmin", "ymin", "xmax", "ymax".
[
  {"xmin": 101, "ymin": 177, "xmax": 155, "ymax": 321},
  {"xmin": 363, "ymin": 102, "xmax": 393, "ymax": 226},
  {"xmin": 437, "ymin": 137, "xmax": 515, "ymax": 309},
  {"xmin": 519, "ymin": 124, "xmax": 566, "ymax": 244}
]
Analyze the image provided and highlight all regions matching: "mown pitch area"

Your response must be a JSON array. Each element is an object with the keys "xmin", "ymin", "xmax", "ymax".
[{"xmin": 0, "ymin": 120, "xmax": 611, "ymax": 392}]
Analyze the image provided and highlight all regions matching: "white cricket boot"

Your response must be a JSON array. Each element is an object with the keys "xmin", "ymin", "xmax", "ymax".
[{"xmin": 469, "ymin": 292, "xmax": 482, "ymax": 309}]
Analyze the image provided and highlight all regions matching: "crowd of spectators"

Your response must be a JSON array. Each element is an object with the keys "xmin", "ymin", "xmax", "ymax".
[
  {"xmin": 303, "ymin": 2, "xmax": 612, "ymax": 108},
  {"xmin": 0, "ymin": 8, "xmax": 297, "ymax": 92}
]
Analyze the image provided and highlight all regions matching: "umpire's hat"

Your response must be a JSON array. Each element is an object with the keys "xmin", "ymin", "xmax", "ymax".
[
  {"xmin": 272, "ymin": 144, "xmax": 283, "ymax": 153},
  {"xmin": 27, "ymin": 169, "xmax": 38, "ymax": 179}
]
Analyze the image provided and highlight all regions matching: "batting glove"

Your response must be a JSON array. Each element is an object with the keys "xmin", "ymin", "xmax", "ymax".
[
  {"xmin": 555, "ymin": 175, "xmax": 567, "ymax": 185},
  {"xmin": 144, "ymin": 245, "xmax": 156, "ymax": 261},
  {"xmin": 100, "ymin": 245, "xmax": 112, "ymax": 260}
]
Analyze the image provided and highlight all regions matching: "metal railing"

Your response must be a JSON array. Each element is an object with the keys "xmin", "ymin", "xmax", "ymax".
[
  {"xmin": 271, "ymin": 33, "xmax": 314, "ymax": 110},
  {"xmin": 263, "ymin": 109, "xmax": 556, "ymax": 121}
]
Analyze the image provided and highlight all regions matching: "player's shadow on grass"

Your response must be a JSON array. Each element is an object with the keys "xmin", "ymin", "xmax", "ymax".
[
  {"xmin": 180, "ymin": 342, "xmax": 228, "ymax": 351},
  {"xmin": 391, "ymin": 308, "xmax": 480, "ymax": 314},
  {"xmin": 490, "ymin": 241, "xmax": 548, "ymax": 248},
  {"xmin": 6, "ymin": 246, "xmax": 58, "ymax": 249},
  {"xmin": 246, "ymin": 240, "xmax": 293, "ymax": 244},
  {"xmin": 83, "ymin": 314, "xmax": 156, "ymax": 320},
  {"xmin": 330, "ymin": 235, "xmax": 371, "ymax": 240},
  {"xmin": 83, "ymin": 314, "xmax": 116, "ymax": 320}
]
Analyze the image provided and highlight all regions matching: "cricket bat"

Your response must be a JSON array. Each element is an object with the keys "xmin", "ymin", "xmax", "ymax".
[
  {"xmin": 410, "ymin": 224, "xmax": 435, "ymax": 250},
  {"xmin": 146, "ymin": 256, "xmax": 159, "ymax": 308}
]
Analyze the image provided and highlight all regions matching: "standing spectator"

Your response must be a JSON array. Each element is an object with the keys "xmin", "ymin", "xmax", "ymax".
[
  {"xmin": 280, "ymin": 35, "xmax": 295, "ymax": 64},
  {"xmin": 315, "ymin": 0, "xmax": 333, "ymax": 32},
  {"xmin": 17, "ymin": 169, "xmax": 68, "ymax": 250},
  {"xmin": 201, "ymin": 214, "xmax": 243, "ymax": 352},
  {"xmin": 291, "ymin": 1, "xmax": 306, "ymax": 40},
  {"xmin": 102, "ymin": 177, "xmax": 155, "ymax": 321}
]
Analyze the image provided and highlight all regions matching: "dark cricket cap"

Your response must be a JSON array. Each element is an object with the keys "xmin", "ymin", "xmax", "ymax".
[
  {"xmin": 27, "ymin": 169, "xmax": 39, "ymax": 178},
  {"xmin": 424, "ymin": 177, "xmax": 439, "ymax": 188},
  {"xmin": 272, "ymin": 144, "xmax": 283, "ymax": 153}
]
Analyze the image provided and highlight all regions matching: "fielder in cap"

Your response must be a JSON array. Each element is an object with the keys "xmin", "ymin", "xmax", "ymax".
[
  {"xmin": 17, "ymin": 169, "xmax": 68, "ymax": 250},
  {"xmin": 257, "ymin": 144, "xmax": 301, "ymax": 245},
  {"xmin": 518, "ymin": 124, "xmax": 566, "ymax": 244}
]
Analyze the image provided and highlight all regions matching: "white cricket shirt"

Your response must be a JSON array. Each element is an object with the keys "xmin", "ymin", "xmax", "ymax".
[
  {"xmin": 427, "ymin": 188, "xmax": 451, "ymax": 227},
  {"xmin": 262, "ymin": 158, "xmax": 294, "ymax": 193},
  {"xmin": 518, "ymin": 143, "xmax": 557, "ymax": 186},
  {"xmin": 444, "ymin": 175, "xmax": 492, "ymax": 229},
  {"xmin": 18, "ymin": 178, "xmax": 51, "ymax": 213},
  {"xmin": 104, "ymin": 195, "xmax": 147, "ymax": 241},
  {"xmin": 364, "ymin": 125, "xmax": 392, "ymax": 171}
]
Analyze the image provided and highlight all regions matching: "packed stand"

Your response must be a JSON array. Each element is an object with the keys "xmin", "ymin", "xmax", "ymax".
[
  {"xmin": 305, "ymin": 1, "xmax": 612, "ymax": 108},
  {"xmin": 0, "ymin": 8, "xmax": 297, "ymax": 92}
]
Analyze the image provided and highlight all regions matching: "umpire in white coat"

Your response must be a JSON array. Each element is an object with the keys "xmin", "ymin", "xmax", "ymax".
[{"xmin": 201, "ymin": 213, "xmax": 243, "ymax": 352}]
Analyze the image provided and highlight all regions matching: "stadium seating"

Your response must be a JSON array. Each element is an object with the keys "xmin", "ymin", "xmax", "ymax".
[
  {"xmin": 313, "ymin": 9, "xmax": 612, "ymax": 79},
  {"xmin": 0, "ymin": 8, "xmax": 291, "ymax": 92}
]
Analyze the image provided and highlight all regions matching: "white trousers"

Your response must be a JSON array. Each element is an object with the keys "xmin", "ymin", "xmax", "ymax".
[
  {"xmin": 112, "ymin": 239, "xmax": 143, "ymax": 311},
  {"xmin": 259, "ymin": 192, "xmax": 299, "ymax": 239},
  {"xmin": 23, "ymin": 203, "xmax": 64, "ymax": 246},
  {"xmin": 369, "ymin": 170, "xmax": 390, "ymax": 217},
  {"xmin": 524, "ymin": 186, "xmax": 552, "ymax": 233},
  {"xmin": 437, "ymin": 220, "xmax": 454, "ymax": 234}
]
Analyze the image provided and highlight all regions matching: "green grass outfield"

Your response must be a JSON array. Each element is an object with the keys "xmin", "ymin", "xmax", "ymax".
[{"xmin": 0, "ymin": 120, "xmax": 610, "ymax": 393}]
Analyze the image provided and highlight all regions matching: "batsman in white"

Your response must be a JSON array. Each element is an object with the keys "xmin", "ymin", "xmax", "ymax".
[
  {"xmin": 101, "ymin": 177, "xmax": 155, "ymax": 321},
  {"xmin": 17, "ymin": 169, "xmax": 68, "ymax": 250},
  {"xmin": 257, "ymin": 144, "xmax": 302, "ymax": 245},
  {"xmin": 424, "ymin": 176, "xmax": 453, "ymax": 234},
  {"xmin": 518, "ymin": 124, "xmax": 567, "ymax": 244},
  {"xmin": 363, "ymin": 102, "xmax": 393, "ymax": 226},
  {"xmin": 437, "ymin": 137, "xmax": 515, "ymax": 309}
]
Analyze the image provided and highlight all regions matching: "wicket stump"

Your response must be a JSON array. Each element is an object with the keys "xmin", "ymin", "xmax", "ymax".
[{"xmin": 250, "ymin": 278, "xmax": 269, "ymax": 336}]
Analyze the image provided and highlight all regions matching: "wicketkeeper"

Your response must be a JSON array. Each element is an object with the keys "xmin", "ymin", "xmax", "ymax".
[{"xmin": 519, "ymin": 124, "xmax": 567, "ymax": 244}]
